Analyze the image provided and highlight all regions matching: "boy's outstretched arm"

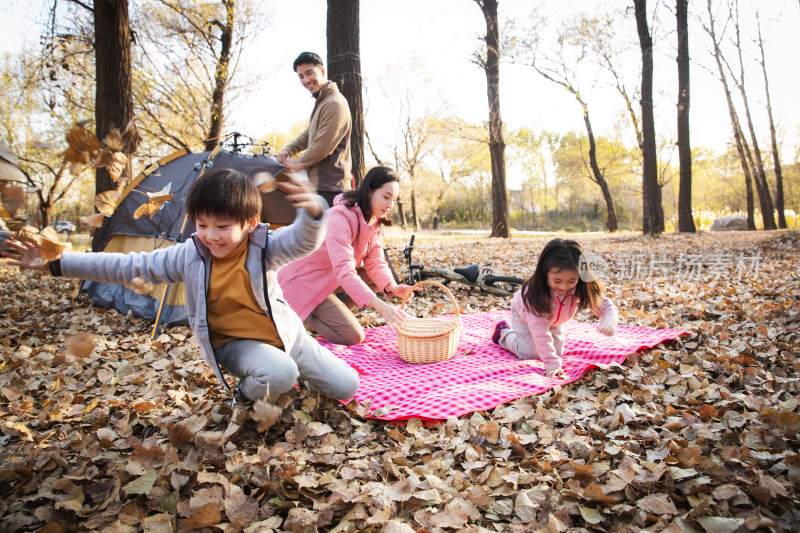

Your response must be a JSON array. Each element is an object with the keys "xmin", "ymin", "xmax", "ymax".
[
  {"xmin": 1, "ymin": 233, "xmax": 187, "ymax": 285},
  {"xmin": 268, "ymin": 181, "xmax": 326, "ymax": 268}
]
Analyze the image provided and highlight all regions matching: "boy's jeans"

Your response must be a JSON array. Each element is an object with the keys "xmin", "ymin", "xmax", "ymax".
[{"xmin": 215, "ymin": 335, "xmax": 359, "ymax": 402}]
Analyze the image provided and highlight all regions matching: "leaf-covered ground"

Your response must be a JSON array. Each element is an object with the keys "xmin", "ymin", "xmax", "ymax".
[{"xmin": 0, "ymin": 230, "xmax": 798, "ymax": 533}]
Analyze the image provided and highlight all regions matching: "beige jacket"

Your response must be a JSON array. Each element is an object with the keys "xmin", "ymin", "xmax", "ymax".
[{"xmin": 284, "ymin": 82, "xmax": 352, "ymax": 193}]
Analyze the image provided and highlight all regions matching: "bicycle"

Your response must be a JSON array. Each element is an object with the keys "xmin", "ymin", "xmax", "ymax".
[{"xmin": 385, "ymin": 235, "xmax": 525, "ymax": 297}]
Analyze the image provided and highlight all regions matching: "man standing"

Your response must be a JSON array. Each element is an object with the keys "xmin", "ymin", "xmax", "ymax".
[{"xmin": 277, "ymin": 52, "xmax": 352, "ymax": 208}]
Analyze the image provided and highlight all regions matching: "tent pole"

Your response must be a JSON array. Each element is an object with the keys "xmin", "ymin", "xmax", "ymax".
[{"xmin": 151, "ymin": 284, "xmax": 171, "ymax": 338}]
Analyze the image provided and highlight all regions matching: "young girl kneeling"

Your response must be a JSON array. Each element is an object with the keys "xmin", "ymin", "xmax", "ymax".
[{"xmin": 492, "ymin": 238, "xmax": 618, "ymax": 378}]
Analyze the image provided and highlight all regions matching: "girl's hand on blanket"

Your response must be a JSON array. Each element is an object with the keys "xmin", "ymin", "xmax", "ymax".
[
  {"xmin": 277, "ymin": 181, "xmax": 323, "ymax": 218},
  {"xmin": 545, "ymin": 366, "xmax": 566, "ymax": 379},
  {"xmin": 369, "ymin": 297, "xmax": 408, "ymax": 332},
  {"xmin": 597, "ymin": 321, "xmax": 616, "ymax": 336},
  {"xmin": 0, "ymin": 237, "xmax": 49, "ymax": 270}
]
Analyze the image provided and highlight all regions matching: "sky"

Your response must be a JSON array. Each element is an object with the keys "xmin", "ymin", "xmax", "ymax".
[{"xmin": 1, "ymin": 0, "xmax": 799, "ymax": 185}]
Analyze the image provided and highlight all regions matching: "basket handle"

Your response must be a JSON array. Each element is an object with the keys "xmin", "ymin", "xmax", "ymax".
[{"xmin": 400, "ymin": 280, "xmax": 461, "ymax": 319}]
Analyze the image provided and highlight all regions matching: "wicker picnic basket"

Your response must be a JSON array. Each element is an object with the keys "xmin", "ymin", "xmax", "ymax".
[{"xmin": 397, "ymin": 280, "xmax": 462, "ymax": 364}]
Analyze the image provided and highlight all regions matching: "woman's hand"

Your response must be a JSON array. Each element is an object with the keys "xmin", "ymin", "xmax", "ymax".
[
  {"xmin": 0, "ymin": 237, "xmax": 49, "ymax": 270},
  {"xmin": 283, "ymin": 158, "xmax": 304, "ymax": 172},
  {"xmin": 277, "ymin": 181, "xmax": 323, "ymax": 218},
  {"xmin": 368, "ymin": 297, "xmax": 407, "ymax": 331},
  {"xmin": 386, "ymin": 283, "xmax": 414, "ymax": 300}
]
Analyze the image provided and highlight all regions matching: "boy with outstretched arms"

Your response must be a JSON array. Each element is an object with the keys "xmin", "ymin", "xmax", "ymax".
[{"xmin": 2, "ymin": 169, "xmax": 359, "ymax": 407}]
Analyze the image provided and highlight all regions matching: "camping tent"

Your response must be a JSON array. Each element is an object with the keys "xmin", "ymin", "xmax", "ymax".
[
  {"xmin": 0, "ymin": 141, "xmax": 28, "ymax": 227},
  {"xmin": 0, "ymin": 141, "xmax": 26, "ymax": 184},
  {"xmin": 83, "ymin": 142, "xmax": 295, "ymax": 333}
]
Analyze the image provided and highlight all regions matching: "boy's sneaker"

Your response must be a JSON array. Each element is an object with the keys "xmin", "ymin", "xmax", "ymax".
[
  {"xmin": 492, "ymin": 320, "xmax": 510, "ymax": 344},
  {"xmin": 231, "ymin": 382, "xmax": 251, "ymax": 409}
]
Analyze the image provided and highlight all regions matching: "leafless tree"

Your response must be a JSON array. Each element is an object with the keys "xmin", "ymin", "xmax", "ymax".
[
  {"xmin": 676, "ymin": 0, "xmax": 696, "ymax": 232},
  {"xmin": 365, "ymin": 127, "xmax": 407, "ymax": 229},
  {"xmin": 755, "ymin": 10, "xmax": 787, "ymax": 228},
  {"xmin": 62, "ymin": 0, "xmax": 133, "ymax": 250},
  {"xmin": 134, "ymin": 0, "xmax": 260, "ymax": 154},
  {"xmin": 633, "ymin": 0, "xmax": 664, "ymax": 235},
  {"xmin": 515, "ymin": 13, "xmax": 619, "ymax": 231},
  {"xmin": 65, "ymin": 0, "xmax": 132, "ymax": 198},
  {"xmin": 474, "ymin": 0, "xmax": 509, "ymax": 238},
  {"xmin": 205, "ymin": 0, "xmax": 234, "ymax": 151},
  {"xmin": 392, "ymin": 112, "xmax": 439, "ymax": 232},
  {"xmin": 726, "ymin": 0, "xmax": 776, "ymax": 229},
  {"xmin": 702, "ymin": 0, "xmax": 756, "ymax": 229},
  {"xmin": 583, "ymin": 11, "xmax": 644, "ymax": 151}
]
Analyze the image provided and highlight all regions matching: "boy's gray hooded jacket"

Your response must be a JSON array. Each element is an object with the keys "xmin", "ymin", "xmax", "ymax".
[{"xmin": 58, "ymin": 209, "xmax": 325, "ymax": 391}]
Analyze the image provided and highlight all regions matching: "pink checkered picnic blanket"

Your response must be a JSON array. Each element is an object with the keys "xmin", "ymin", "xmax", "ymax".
[{"xmin": 319, "ymin": 310, "xmax": 687, "ymax": 421}]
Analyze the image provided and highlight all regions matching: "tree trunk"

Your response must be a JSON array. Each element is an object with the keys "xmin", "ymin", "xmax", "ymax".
[
  {"xmin": 634, "ymin": 0, "xmax": 664, "ymax": 235},
  {"xmin": 676, "ymin": 0, "xmax": 695, "ymax": 232},
  {"xmin": 704, "ymin": 0, "xmax": 755, "ymax": 229},
  {"xmin": 93, "ymin": 0, "xmax": 132, "ymax": 195},
  {"xmin": 93, "ymin": 0, "xmax": 132, "ymax": 251},
  {"xmin": 743, "ymin": 156, "xmax": 755, "ymax": 229},
  {"xmin": 204, "ymin": 0, "xmax": 234, "ymax": 152},
  {"xmin": 410, "ymin": 186, "xmax": 420, "ymax": 232},
  {"xmin": 397, "ymin": 199, "xmax": 407, "ymax": 230},
  {"xmin": 327, "ymin": 0, "xmax": 365, "ymax": 187},
  {"xmin": 583, "ymin": 104, "xmax": 618, "ymax": 232},
  {"xmin": 739, "ymin": 127, "xmax": 774, "ymax": 229},
  {"xmin": 756, "ymin": 15, "xmax": 787, "ymax": 228},
  {"xmin": 737, "ymin": 87, "xmax": 776, "ymax": 232},
  {"xmin": 731, "ymin": 1, "xmax": 775, "ymax": 230},
  {"xmin": 734, "ymin": 106, "xmax": 757, "ymax": 230},
  {"xmin": 476, "ymin": 0, "xmax": 509, "ymax": 238}
]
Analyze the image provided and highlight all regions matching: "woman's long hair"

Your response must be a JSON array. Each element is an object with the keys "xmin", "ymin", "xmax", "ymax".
[
  {"xmin": 341, "ymin": 166, "xmax": 399, "ymax": 226},
  {"xmin": 520, "ymin": 238, "xmax": 604, "ymax": 316}
]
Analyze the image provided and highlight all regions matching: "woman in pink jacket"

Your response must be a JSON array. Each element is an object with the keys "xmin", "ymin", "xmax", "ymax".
[
  {"xmin": 278, "ymin": 166, "xmax": 414, "ymax": 345},
  {"xmin": 492, "ymin": 238, "xmax": 618, "ymax": 378}
]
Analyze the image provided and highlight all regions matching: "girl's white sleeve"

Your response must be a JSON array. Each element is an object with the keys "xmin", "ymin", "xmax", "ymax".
[{"xmin": 594, "ymin": 296, "xmax": 619, "ymax": 326}]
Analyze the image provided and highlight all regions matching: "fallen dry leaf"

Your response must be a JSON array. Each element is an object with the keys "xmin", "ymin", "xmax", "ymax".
[
  {"xmin": 179, "ymin": 502, "xmax": 220, "ymax": 531},
  {"xmin": 80, "ymin": 212, "xmax": 107, "ymax": 228},
  {"xmin": 128, "ymin": 276, "xmax": 154, "ymax": 295},
  {"xmin": 95, "ymin": 149, "xmax": 127, "ymax": 182},
  {"xmin": 121, "ymin": 118, "xmax": 142, "ymax": 154},
  {"xmin": 103, "ymin": 129, "xmax": 124, "ymax": 152},
  {"xmin": 95, "ymin": 187, "xmax": 123, "ymax": 216},
  {"xmin": 133, "ymin": 186, "xmax": 174, "ymax": 220},
  {"xmin": 253, "ymin": 171, "xmax": 277, "ymax": 192},
  {"xmin": 249, "ymin": 399, "xmax": 282, "ymax": 432},
  {"xmin": 13, "ymin": 225, "xmax": 70, "ymax": 264},
  {"xmin": 1, "ymin": 185, "xmax": 25, "ymax": 217},
  {"xmin": 65, "ymin": 331, "xmax": 95, "ymax": 357},
  {"xmin": 0, "ymin": 231, "xmax": 797, "ymax": 531},
  {"xmin": 38, "ymin": 227, "xmax": 71, "ymax": 261}
]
